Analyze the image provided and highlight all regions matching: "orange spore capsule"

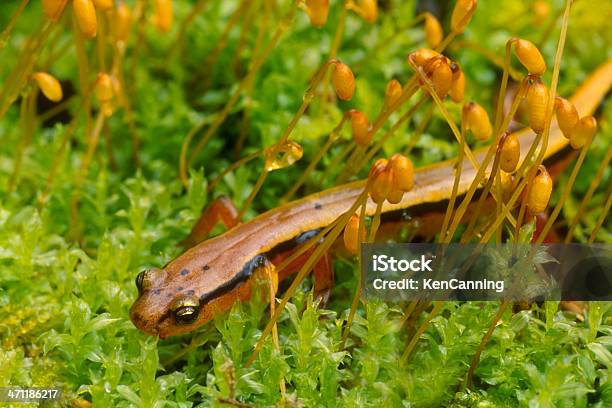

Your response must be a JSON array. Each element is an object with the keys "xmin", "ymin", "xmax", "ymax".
[
  {"xmin": 42, "ymin": 0, "xmax": 69, "ymax": 21},
  {"xmin": 357, "ymin": 0, "xmax": 378, "ymax": 23},
  {"xmin": 570, "ymin": 116, "xmax": 597, "ymax": 149},
  {"xmin": 499, "ymin": 133, "xmax": 520, "ymax": 173},
  {"xmin": 451, "ymin": 0, "xmax": 477, "ymax": 34},
  {"xmin": 384, "ymin": 79, "xmax": 402, "ymax": 107},
  {"xmin": 463, "ymin": 101, "xmax": 492, "ymax": 141},
  {"xmin": 153, "ymin": 0, "xmax": 173, "ymax": 33},
  {"xmin": 554, "ymin": 96, "xmax": 578, "ymax": 139},
  {"xmin": 527, "ymin": 165, "xmax": 552, "ymax": 214},
  {"xmin": 525, "ymin": 79, "xmax": 548, "ymax": 134},
  {"xmin": 305, "ymin": 0, "xmax": 329, "ymax": 28},
  {"xmin": 371, "ymin": 169, "xmax": 394, "ymax": 204},
  {"xmin": 389, "ymin": 153, "xmax": 414, "ymax": 192},
  {"xmin": 369, "ymin": 159, "xmax": 393, "ymax": 204},
  {"xmin": 93, "ymin": 0, "xmax": 113, "ymax": 11},
  {"xmin": 514, "ymin": 39, "xmax": 546, "ymax": 75},
  {"xmin": 95, "ymin": 73, "xmax": 114, "ymax": 116},
  {"xmin": 386, "ymin": 188, "xmax": 404, "ymax": 204},
  {"xmin": 449, "ymin": 65, "xmax": 465, "ymax": 103},
  {"xmin": 430, "ymin": 58, "xmax": 453, "ymax": 98},
  {"xmin": 343, "ymin": 214, "xmax": 364, "ymax": 255},
  {"xmin": 32, "ymin": 72, "xmax": 63, "ymax": 102},
  {"xmin": 73, "ymin": 0, "xmax": 98, "ymax": 38},
  {"xmin": 368, "ymin": 158, "xmax": 387, "ymax": 179},
  {"xmin": 95, "ymin": 73, "xmax": 114, "ymax": 102},
  {"xmin": 411, "ymin": 48, "xmax": 439, "ymax": 67},
  {"xmin": 114, "ymin": 3, "xmax": 132, "ymax": 44},
  {"xmin": 348, "ymin": 0, "xmax": 378, "ymax": 23},
  {"xmin": 424, "ymin": 13, "xmax": 443, "ymax": 48},
  {"xmin": 532, "ymin": 1, "xmax": 550, "ymax": 25},
  {"xmin": 350, "ymin": 111, "xmax": 371, "ymax": 147},
  {"xmin": 331, "ymin": 62, "xmax": 355, "ymax": 101}
]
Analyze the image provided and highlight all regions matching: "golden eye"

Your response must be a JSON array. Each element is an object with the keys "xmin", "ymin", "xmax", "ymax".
[
  {"xmin": 135, "ymin": 268, "xmax": 164, "ymax": 293},
  {"xmin": 170, "ymin": 295, "xmax": 200, "ymax": 325},
  {"xmin": 135, "ymin": 271, "xmax": 146, "ymax": 292}
]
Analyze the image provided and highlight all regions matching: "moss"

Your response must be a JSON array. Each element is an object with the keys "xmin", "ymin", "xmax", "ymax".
[{"xmin": 0, "ymin": 0, "xmax": 610, "ymax": 406}]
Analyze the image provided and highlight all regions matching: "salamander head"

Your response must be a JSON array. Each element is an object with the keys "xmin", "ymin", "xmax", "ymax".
[
  {"xmin": 129, "ymin": 247, "xmax": 256, "ymax": 338},
  {"xmin": 129, "ymin": 266, "xmax": 215, "ymax": 338}
]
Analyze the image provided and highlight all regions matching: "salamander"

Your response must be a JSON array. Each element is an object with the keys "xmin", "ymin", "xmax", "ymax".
[{"xmin": 129, "ymin": 60, "xmax": 612, "ymax": 339}]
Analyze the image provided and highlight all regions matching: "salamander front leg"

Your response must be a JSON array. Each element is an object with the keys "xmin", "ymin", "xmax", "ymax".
[
  {"xmin": 313, "ymin": 250, "xmax": 334, "ymax": 307},
  {"xmin": 252, "ymin": 256, "xmax": 279, "ymax": 298},
  {"xmin": 180, "ymin": 196, "xmax": 239, "ymax": 248},
  {"xmin": 252, "ymin": 257, "xmax": 287, "ymax": 398}
]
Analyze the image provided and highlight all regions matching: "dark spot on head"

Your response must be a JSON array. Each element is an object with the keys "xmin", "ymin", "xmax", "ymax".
[
  {"xmin": 178, "ymin": 286, "xmax": 184, "ymax": 291},
  {"xmin": 203, "ymin": 265, "xmax": 210, "ymax": 271},
  {"xmin": 186, "ymin": 289, "xmax": 195, "ymax": 296},
  {"xmin": 153, "ymin": 289, "xmax": 161, "ymax": 295},
  {"xmin": 180, "ymin": 269, "xmax": 189, "ymax": 276},
  {"xmin": 132, "ymin": 313, "xmax": 143, "ymax": 323},
  {"xmin": 314, "ymin": 202, "xmax": 322, "ymax": 210}
]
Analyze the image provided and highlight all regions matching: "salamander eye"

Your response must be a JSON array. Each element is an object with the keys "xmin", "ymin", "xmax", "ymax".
[
  {"xmin": 135, "ymin": 271, "xmax": 146, "ymax": 292},
  {"xmin": 171, "ymin": 295, "xmax": 200, "ymax": 325},
  {"xmin": 135, "ymin": 268, "xmax": 164, "ymax": 293}
]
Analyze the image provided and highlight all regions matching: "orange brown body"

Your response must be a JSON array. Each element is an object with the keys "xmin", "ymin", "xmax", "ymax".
[{"xmin": 130, "ymin": 61, "xmax": 612, "ymax": 339}]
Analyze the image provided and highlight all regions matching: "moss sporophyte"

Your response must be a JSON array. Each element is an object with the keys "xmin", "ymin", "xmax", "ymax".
[{"xmin": 1, "ymin": 0, "xmax": 611, "ymax": 406}]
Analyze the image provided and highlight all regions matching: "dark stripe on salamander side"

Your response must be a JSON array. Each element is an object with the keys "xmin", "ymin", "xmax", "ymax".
[
  {"xmin": 199, "ymin": 254, "xmax": 266, "ymax": 304},
  {"xmin": 197, "ymin": 229, "xmax": 323, "ymax": 305},
  {"xmin": 272, "ymin": 228, "xmax": 323, "ymax": 255}
]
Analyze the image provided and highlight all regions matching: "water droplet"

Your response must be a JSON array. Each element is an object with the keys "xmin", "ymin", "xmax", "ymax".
[{"xmin": 265, "ymin": 141, "xmax": 303, "ymax": 171}]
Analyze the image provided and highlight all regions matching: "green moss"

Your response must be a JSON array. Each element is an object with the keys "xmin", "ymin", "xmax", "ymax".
[{"xmin": 0, "ymin": 0, "xmax": 610, "ymax": 406}]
